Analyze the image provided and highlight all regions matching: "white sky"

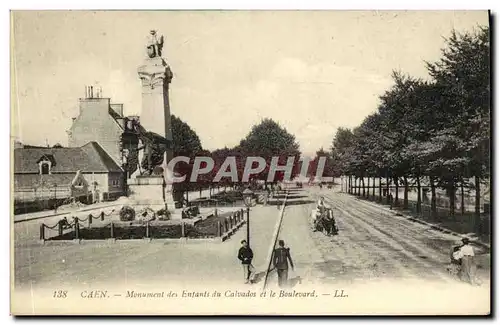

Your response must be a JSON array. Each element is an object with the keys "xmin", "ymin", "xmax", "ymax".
[{"xmin": 11, "ymin": 10, "xmax": 488, "ymax": 156}]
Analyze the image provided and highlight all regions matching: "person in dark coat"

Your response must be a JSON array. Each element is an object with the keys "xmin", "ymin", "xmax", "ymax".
[
  {"xmin": 238, "ymin": 240, "xmax": 254, "ymax": 284},
  {"xmin": 273, "ymin": 239, "xmax": 294, "ymax": 288}
]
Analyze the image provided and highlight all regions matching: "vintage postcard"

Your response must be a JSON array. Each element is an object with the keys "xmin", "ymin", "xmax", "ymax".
[{"xmin": 10, "ymin": 10, "xmax": 491, "ymax": 315}]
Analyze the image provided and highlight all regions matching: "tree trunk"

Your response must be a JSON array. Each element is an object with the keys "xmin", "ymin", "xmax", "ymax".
[
  {"xmin": 461, "ymin": 181, "xmax": 465, "ymax": 216},
  {"xmin": 416, "ymin": 175, "xmax": 421, "ymax": 214},
  {"xmin": 403, "ymin": 176, "xmax": 409, "ymax": 209},
  {"xmin": 362, "ymin": 177, "xmax": 366, "ymax": 197},
  {"xmin": 449, "ymin": 182, "xmax": 456, "ymax": 218},
  {"xmin": 475, "ymin": 176, "xmax": 481, "ymax": 218},
  {"xmin": 394, "ymin": 177, "xmax": 399, "ymax": 207},
  {"xmin": 386, "ymin": 174, "xmax": 390, "ymax": 205},
  {"xmin": 372, "ymin": 176, "xmax": 376, "ymax": 198},
  {"xmin": 430, "ymin": 176, "xmax": 437, "ymax": 219},
  {"xmin": 348, "ymin": 176, "xmax": 352, "ymax": 194},
  {"xmin": 366, "ymin": 177, "xmax": 370, "ymax": 199},
  {"xmin": 366, "ymin": 177, "xmax": 369, "ymax": 197},
  {"xmin": 378, "ymin": 176, "xmax": 382, "ymax": 202}
]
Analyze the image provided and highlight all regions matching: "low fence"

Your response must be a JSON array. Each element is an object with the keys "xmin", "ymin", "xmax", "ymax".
[
  {"xmin": 345, "ymin": 182, "xmax": 488, "ymax": 213},
  {"xmin": 14, "ymin": 187, "xmax": 71, "ymax": 202},
  {"xmin": 39, "ymin": 210, "xmax": 116, "ymax": 241},
  {"xmin": 14, "ymin": 195, "xmax": 92, "ymax": 215},
  {"xmin": 345, "ymin": 186, "xmax": 487, "ymax": 214},
  {"xmin": 39, "ymin": 208, "xmax": 248, "ymax": 242},
  {"xmin": 14, "ymin": 191, "xmax": 125, "ymax": 215},
  {"xmin": 217, "ymin": 208, "xmax": 247, "ymax": 242}
]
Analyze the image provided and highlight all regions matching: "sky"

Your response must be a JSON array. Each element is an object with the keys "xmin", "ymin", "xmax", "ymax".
[{"xmin": 11, "ymin": 10, "xmax": 488, "ymax": 156}]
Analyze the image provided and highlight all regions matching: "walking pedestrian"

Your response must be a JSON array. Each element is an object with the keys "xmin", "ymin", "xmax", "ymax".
[
  {"xmin": 238, "ymin": 240, "xmax": 254, "ymax": 284},
  {"xmin": 453, "ymin": 238, "xmax": 478, "ymax": 285},
  {"xmin": 273, "ymin": 239, "xmax": 294, "ymax": 288}
]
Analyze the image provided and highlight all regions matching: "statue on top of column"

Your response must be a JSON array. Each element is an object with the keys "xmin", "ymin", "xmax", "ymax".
[{"xmin": 146, "ymin": 30, "xmax": 164, "ymax": 59}]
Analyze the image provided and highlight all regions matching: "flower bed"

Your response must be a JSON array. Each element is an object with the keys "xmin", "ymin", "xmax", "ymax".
[{"xmin": 44, "ymin": 210, "xmax": 245, "ymax": 241}]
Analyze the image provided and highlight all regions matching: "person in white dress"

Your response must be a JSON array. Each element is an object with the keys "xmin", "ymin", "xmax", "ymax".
[{"xmin": 452, "ymin": 238, "xmax": 477, "ymax": 285}]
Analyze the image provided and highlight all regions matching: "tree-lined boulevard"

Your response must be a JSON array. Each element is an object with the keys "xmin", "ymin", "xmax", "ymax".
[
  {"xmin": 12, "ymin": 19, "xmax": 490, "ymax": 317},
  {"xmin": 13, "ymin": 184, "xmax": 489, "ymax": 286}
]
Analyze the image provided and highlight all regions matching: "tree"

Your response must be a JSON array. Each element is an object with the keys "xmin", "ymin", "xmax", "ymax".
[
  {"xmin": 331, "ymin": 25, "xmax": 490, "ymax": 234},
  {"xmin": 426, "ymin": 26, "xmax": 490, "ymax": 223},
  {"xmin": 239, "ymin": 118, "xmax": 301, "ymax": 185},
  {"xmin": 309, "ymin": 148, "xmax": 337, "ymax": 182},
  {"xmin": 171, "ymin": 115, "xmax": 204, "ymax": 202},
  {"xmin": 171, "ymin": 115, "xmax": 203, "ymax": 157},
  {"xmin": 331, "ymin": 127, "xmax": 356, "ymax": 193}
]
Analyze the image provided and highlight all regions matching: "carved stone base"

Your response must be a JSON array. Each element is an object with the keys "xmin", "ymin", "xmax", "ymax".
[{"xmin": 127, "ymin": 176, "xmax": 175, "ymax": 212}]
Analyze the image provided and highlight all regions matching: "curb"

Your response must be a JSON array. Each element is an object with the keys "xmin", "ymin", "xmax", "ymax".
[
  {"xmin": 14, "ymin": 203, "xmax": 122, "ymax": 224},
  {"xmin": 40, "ymin": 236, "xmax": 222, "ymax": 245},
  {"xmin": 221, "ymin": 220, "xmax": 246, "ymax": 242},
  {"xmin": 262, "ymin": 189, "xmax": 289, "ymax": 290},
  {"xmin": 350, "ymin": 195, "xmax": 491, "ymax": 250}
]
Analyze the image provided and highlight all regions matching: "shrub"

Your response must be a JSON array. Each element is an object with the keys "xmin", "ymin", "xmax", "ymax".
[
  {"xmin": 119, "ymin": 205, "xmax": 136, "ymax": 221},
  {"xmin": 157, "ymin": 208, "xmax": 171, "ymax": 221}
]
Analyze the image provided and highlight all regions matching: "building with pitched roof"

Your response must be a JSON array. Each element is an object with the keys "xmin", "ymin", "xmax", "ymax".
[
  {"xmin": 13, "ymin": 86, "xmax": 146, "ymax": 214},
  {"xmin": 13, "ymin": 141, "xmax": 125, "ymax": 212}
]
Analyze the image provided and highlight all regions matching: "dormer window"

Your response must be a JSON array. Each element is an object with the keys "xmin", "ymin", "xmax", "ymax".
[
  {"xmin": 40, "ymin": 162, "xmax": 50, "ymax": 175},
  {"xmin": 36, "ymin": 154, "xmax": 56, "ymax": 175}
]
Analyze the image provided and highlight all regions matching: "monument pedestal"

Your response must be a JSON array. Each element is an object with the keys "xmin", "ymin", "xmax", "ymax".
[
  {"xmin": 126, "ymin": 30, "xmax": 184, "ymax": 221},
  {"xmin": 127, "ymin": 176, "xmax": 175, "ymax": 212}
]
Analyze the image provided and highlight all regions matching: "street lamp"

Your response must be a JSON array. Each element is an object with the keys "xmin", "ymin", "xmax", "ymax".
[
  {"xmin": 242, "ymin": 188, "xmax": 254, "ymax": 247},
  {"xmin": 53, "ymin": 183, "xmax": 58, "ymax": 213}
]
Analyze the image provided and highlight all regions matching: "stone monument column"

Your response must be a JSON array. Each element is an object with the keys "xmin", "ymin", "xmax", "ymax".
[{"xmin": 128, "ymin": 30, "xmax": 176, "ymax": 212}]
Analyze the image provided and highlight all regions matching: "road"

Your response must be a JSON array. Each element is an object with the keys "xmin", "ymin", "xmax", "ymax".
[
  {"xmin": 13, "ymin": 203, "xmax": 280, "ymax": 290},
  {"xmin": 13, "ymin": 186, "xmax": 490, "ymax": 314},
  {"xmin": 270, "ymin": 186, "xmax": 490, "ymax": 288}
]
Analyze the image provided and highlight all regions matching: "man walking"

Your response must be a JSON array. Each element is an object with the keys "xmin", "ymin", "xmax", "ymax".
[
  {"xmin": 273, "ymin": 240, "xmax": 294, "ymax": 288},
  {"xmin": 238, "ymin": 240, "xmax": 254, "ymax": 284}
]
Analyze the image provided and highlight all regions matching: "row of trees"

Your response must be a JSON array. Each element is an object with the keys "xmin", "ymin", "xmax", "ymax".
[
  {"xmin": 170, "ymin": 117, "xmax": 302, "ymax": 200},
  {"xmin": 330, "ymin": 26, "xmax": 490, "ymax": 226}
]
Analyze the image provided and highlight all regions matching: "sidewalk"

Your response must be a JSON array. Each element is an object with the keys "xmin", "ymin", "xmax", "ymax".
[
  {"xmin": 218, "ymin": 204, "xmax": 283, "ymax": 284},
  {"xmin": 13, "ymin": 200, "xmax": 123, "ymax": 223},
  {"xmin": 14, "ymin": 204, "xmax": 283, "ymax": 290},
  {"xmin": 347, "ymin": 193, "xmax": 491, "ymax": 250},
  {"xmin": 13, "ymin": 188, "xmax": 231, "ymax": 224}
]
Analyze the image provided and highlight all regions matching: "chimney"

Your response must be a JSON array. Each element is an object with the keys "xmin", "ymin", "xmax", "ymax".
[{"xmin": 84, "ymin": 85, "xmax": 105, "ymax": 99}]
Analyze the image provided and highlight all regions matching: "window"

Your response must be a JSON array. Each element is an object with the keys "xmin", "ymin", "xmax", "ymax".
[
  {"xmin": 111, "ymin": 180, "xmax": 120, "ymax": 186},
  {"xmin": 40, "ymin": 162, "xmax": 50, "ymax": 175}
]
